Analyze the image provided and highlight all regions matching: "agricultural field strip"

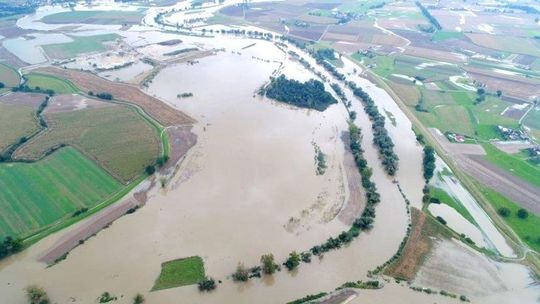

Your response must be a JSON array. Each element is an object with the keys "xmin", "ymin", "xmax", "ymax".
[
  {"xmin": 0, "ymin": 147, "xmax": 122, "ymax": 238},
  {"xmin": 13, "ymin": 105, "xmax": 161, "ymax": 184},
  {"xmin": 33, "ymin": 66, "xmax": 195, "ymax": 126}
]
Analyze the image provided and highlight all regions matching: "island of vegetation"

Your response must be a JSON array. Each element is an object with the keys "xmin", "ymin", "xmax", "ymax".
[{"xmin": 261, "ymin": 75, "xmax": 337, "ymax": 111}]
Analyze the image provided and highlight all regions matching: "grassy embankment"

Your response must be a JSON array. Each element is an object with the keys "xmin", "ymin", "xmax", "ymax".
[
  {"xmin": 428, "ymin": 186, "xmax": 477, "ymax": 226},
  {"xmin": 153, "ymin": 256, "xmax": 205, "ymax": 291}
]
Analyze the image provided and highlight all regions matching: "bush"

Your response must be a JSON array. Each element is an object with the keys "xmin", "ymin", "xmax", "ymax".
[
  {"xmin": 423, "ymin": 146, "xmax": 436, "ymax": 182},
  {"xmin": 133, "ymin": 293, "xmax": 145, "ymax": 304},
  {"xmin": 96, "ymin": 92, "xmax": 113, "ymax": 100},
  {"xmin": 436, "ymin": 216, "xmax": 447, "ymax": 225},
  {"xmin": 145, "ymin": 165, "xmax": 156, "ymax": 175},
  {"xmin": 25, "ymin": 285, "xmax": 50, "ymax": 304},
  {"xmin": 232, "ymin": 262, "xmax": 249, "ymax": 281},
  {"xmin": 498, "ymin": 207, "xmax": 511, "ymax": 217},
  {"xmin": 260, "ymin": 253, "xmax": 278, "ymax": 274},
  {"xmin": 99, "ymin": 292, "xmax": 117, "ymax": 303},
  {"xmin": 517, "ymin": 208, "xmax": 529, "ymax": 219},
  {"xmin": 198, "ymin": 277, "xmax": 216, "ymax": 291},
  {"xmin": 301, "ymin": 252, "xmax": 312, "ymax": 263},
  {"xmin": 0, "ymin": 236, "xmax": 23, "ymax": 259},
  {"xmin": 283, "ymin": 251, "xmax": 301, "ymax": 271}
]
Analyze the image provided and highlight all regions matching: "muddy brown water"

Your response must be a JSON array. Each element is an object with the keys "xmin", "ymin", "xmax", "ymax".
[
  {"xmin": 0, "ymin": 36, "xmax": 410, "ymax": 304},
  {"xmin": 0, "ymin": 24, "xmax": 537, "ymax": 304}
]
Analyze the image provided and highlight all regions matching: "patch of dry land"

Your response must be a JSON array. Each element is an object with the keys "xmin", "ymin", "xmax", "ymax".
[{"xmin": 33, "ymin": 66, "xmax": 195, "ymax": 126}]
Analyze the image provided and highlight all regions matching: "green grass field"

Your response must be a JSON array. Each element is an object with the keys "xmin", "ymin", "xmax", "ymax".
[
  {"xmin": 42, "ymin": 34, "xmax": 119, "ymax": 59},
  {"xmin": 25, "ymin": 74, "xmax": 78, "ymax": 94},
  {"xmin": 429, "ymin": 186, "xmax": 477, "ymax": 226},
  {"xmin": 15, "ymin": 104, "xmax": 160, "ymax": 183},
  {"xmin": 482, "ymin": 143, "xmax": 540, "ymax": 187},
  {"xmin": 431, "ymin": 31, "xmax": 464, "ymax": 42},
  {"xmin": 0, "ymin": 63, "xmax": 20, "ymax": 87},
  {"xmin": 0, "ymin": 147, "xmax": 122, "ymax": 238},
  {"xmin": 41, "ymin": 10, "xmax": 144, "ymax": 25},
  {"xmin": 153, "ymin": 256, "xmax": 205, "ymax": 291},
  {"xmin": 0, "ymin": 103, "xmax": 39, "ymax": 152},
  {"xmin": 476, "ymin": 184, "xmax": 540, "ymax": 252},
  {"xmin": 523, "ymin": 106, "xmax": 540, "ymax": 130}
]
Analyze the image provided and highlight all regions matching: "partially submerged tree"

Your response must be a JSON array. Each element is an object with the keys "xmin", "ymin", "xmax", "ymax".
[
  {"xmin": 198, "ymin": 277, "xmax": 217, "ymax": 291},
  {"xmin": 283, "ymin": 251, "xmax": 301, "ymax": 271},
  {"xmin": 260, "ymin": 253, "xmax": 278, "ymax": 274},
  {"xmin": 25, "ymin": 285, "xmax": 50, "ymax": 304},
  {"xmin": 232, "ymin": 262, "xmax": 249, "ymax": 281},
  {"xmin": 133, "ymin": 293, "xmax": 145, "ymax": 304}
]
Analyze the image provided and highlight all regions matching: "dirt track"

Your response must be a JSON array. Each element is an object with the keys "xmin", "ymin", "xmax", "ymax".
[
  {"xmin": 384, "ymin": 208, "xmax": 429, "ymax": 280},
  {"xmin": 38, "ymin": 194, "xmax": 142, "ymax": 265},
  {"xmin": 338, "ymin": 132, "xmax": 366, "ymax": 225},
  {"xmin": 34, "ymin": 66, "xmax": 195, "ymax": 126}
]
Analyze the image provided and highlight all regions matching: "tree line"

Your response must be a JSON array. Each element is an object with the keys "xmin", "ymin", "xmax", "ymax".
[
  {"xmin": 423, "ymin": 145, "xmax": 435, "ymax": 183},
  {"xmin": 348, "ymin": 82, "xmax": 399, "ymax": 175},
  {"xmin": 415, "ymin": 2, "xmax": 442, "ymax": 31}
]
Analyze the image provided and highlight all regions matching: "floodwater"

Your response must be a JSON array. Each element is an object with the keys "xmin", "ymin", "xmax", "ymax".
[
  {"xmin": 98, "ymin": 60, "xmax": 153, "ymax": 83},
  {"xmin": 0, "ymin": 34, "xmax": 410, "ymax": 304},
  {"xmin": 428, "ymin": 203, "xmax": 488, "ymax": 248},
  {"xmin": 2, "ymin": 33, "xmax": 72, "ymax": 64},
  {"xmin": 0, "ymin": 6, "xmax": 537, "ymax": 303},
  {"xmin": 431, "ymin": 157, "xmax": 516, "ymax": 257}
]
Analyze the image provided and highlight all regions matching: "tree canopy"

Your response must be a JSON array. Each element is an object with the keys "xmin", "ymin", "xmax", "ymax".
[{"xmin": 263, "ymin": 75, "xmax": 337, "ymax": 111}]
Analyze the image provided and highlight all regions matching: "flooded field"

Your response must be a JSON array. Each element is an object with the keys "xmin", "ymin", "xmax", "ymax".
[
  {"xmin": 1, "ymin": 1, "xmax": 539, "ymax": 303},
  {"xmin": 0, "ymin": 33, "xmax": 408, "ymax": 304},
  {"xmin": 3, "ymin": 33, "xmax": 72, "ymax": 64},
  {"xmin": 98, "ymin": 60, "xmax": 153, "ymax": 83},
  {"xmin": 431, "ymin": 158, "xmax": 515, "ymax": 257}
]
